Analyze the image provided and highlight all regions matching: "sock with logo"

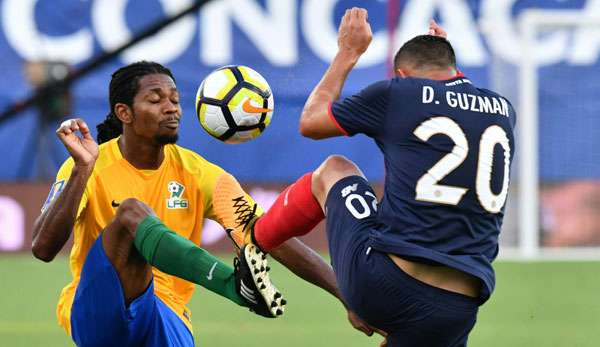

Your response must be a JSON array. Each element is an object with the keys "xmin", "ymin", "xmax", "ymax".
[
  {"xmin": 253, "ymin": 172, "xmax": 325, "ymax": 251},
  {"xmin": 134, "ymin": 216, "xmax": 247, "ymax": 306}
]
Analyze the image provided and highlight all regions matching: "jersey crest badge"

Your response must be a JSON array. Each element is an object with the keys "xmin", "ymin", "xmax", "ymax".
[{"xmin": 166, "ymin": 181, "xmax": 188, "ymax": 209}]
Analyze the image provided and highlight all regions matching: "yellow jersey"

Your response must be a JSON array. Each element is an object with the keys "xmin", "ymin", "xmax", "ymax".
[{"xmin": 49, "ymin": 137, "xmax": 259, "ymax": 335}]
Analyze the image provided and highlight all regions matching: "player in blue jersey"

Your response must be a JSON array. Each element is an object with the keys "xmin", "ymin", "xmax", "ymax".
[{"xmin": 230, "ymin": 8, "xmax": 515, "ymax": 347}]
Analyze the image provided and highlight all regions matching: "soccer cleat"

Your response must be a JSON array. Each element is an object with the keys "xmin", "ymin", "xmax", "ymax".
[{"xmin": 234, "ymin": 244, "xmax": 286, "ymax": 318}]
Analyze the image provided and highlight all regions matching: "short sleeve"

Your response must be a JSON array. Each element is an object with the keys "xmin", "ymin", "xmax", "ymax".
[
  {"xmin": 204, "ymin": 171, "xmax": 264, "ymax": 245},
  {"xmin": 330, "ymin": 80, "xmax": 391, "ymax": 137},
  {"xmin": 197, "ymin": 162, "xmax": 225, "ymax": 221},
  {"xmin": 41, "ymin": 158, "xmax": 88, "ymax": 220},
  {"xmin": 199, "ymin": 162, "xmax": 264, "ymax": 223}
]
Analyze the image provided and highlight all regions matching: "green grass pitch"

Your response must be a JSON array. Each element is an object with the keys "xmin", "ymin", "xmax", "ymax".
[{"xmin": 1, "ymin": 254, "xmax": 599, "ymax": 346}]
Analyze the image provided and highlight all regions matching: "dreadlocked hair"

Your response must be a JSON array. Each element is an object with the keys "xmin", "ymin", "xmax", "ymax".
[{"xmin": 96, "ymin": 61, "xmax": 175, "ymax": 144}]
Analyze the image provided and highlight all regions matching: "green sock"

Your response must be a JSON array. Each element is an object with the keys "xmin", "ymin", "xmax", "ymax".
[{"xmin": 134, "ymin": 216, "xmax": 247, "ymax": 307}]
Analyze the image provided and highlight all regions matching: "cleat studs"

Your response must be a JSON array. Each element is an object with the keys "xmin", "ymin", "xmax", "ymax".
[
  {"xmin": 274, "ymin": 292, "xmax": 282, "ymax": 299},
  {"xmin": 271, "ymin": 301, "xmax": 278, "ymax": 308},
  {"xmin": 251, "ymin": 259, "xmax": 256, "ymax": 265},
  {"xmin": 266, "ymin": 266, "xmax": 271, "ymax": 271},
  {"xmin": 260, "ymin": 284, "xmax": 266, "ymax": 290},
  {"xmin": 276, "ymin": 309, "xmax": 283, "ymax": 316},
  {"xmin": 260, "ymin": 266, "xmax": 265, "ymax": 272},
  {"xmin": 257, "ymin": 278, "xmax": 263, "ymax": 283},
  {"xmin": 262, "ymin": 254, "xmax": 267, "ymax": 260},
  {"xmin": 254, "ymin": 269, "xmax": 260, "ymax": 274},
  {"xmin": 281, "ymin": 299, "xmax": 287, "ymax": 305}
]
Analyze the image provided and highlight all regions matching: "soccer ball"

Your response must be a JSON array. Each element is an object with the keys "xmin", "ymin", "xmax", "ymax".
[{"xmin": 195, "ymin": 65, "xmax": 274, "ymax": 144}]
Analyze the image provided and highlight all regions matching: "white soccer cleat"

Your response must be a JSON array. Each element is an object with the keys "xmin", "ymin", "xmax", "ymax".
[{"xmin": 234, "ymin": 244, "xmax": 286, "ymax": 318}]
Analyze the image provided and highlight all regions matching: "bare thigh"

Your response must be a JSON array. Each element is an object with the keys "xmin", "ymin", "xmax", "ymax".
[
  {"xmin": 311, "ymin": 155, "xmax": 366, "ymax": 209},
  {"xmin": 102, "ymin": 198, "xmax": 156, "ymax": 304}
]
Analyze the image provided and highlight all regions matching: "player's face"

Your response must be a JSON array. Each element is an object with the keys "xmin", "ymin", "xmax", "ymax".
[{"xmin": 130, "ymin": 73, "xmax": 181, "ymax": 145}]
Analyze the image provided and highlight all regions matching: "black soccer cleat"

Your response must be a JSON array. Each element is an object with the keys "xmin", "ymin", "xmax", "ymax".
[{"xmin": 234, "ymin": 244, "xmax": 286, "ymax": 318}]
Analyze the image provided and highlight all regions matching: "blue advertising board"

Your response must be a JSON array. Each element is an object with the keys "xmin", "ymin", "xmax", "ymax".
[{"xmin": 0, "ymin": 0, "xmax": 598, "ymax": 182}]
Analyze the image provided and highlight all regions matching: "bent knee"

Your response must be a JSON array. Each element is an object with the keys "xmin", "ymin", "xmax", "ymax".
[
  {"xmin": 316, "ymin": 155, "xmax": 363, "ymax": 181},
  {"xmin": 114, "ymin": 198, "xmax": 155, "ymax": 233},
  {"xmin": 321, "ymin": 155, "xmax": 359, "ymax": 174},
  {"xmin": 117, "ymin": 198, "xmax": 142, "ymax": 209},
  {"xmin": 313, "ymin": 155, "xmax": 364, "ymax": 200}
]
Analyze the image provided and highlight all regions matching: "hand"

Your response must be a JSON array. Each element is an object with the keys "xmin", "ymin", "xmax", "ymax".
[
  {"xmin": 428, "ymin": 19, "xmax": 447, "ymax": 39},
  {"xmin": 347, "ymin": 310, "xmax": 387, "ymax": 338},
  {"xmin": 337, "ymin": 7, "xmax": 372, "ymax": 58},
  {"xmin": 56, "ymin": 118, "xmax": 99, "ymax": 169}
]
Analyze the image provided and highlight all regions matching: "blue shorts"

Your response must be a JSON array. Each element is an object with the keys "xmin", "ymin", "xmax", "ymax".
[
  {"xmin": 70, "ymin": 234, "xmax": 194, "ymax": 347},
  {"xmin": 325, "ymin": 176, "xmax": 479, "ymax": 347}
]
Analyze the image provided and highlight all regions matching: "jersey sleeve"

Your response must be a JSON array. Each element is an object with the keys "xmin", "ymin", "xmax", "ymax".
[
  {"xmin": 201, "ymin": 167, "xmax": 264, "ymax": 245},
  {"xmin": 197, "ymin": 162, "xmax": 224, "ymax": 222},
  {"xmin": 41, "ymin": 158, "xmax": 89, "ymax": 220},
  {"xmin": 330, "ymin": 80, "xmax": 391, "ymax": 137}
]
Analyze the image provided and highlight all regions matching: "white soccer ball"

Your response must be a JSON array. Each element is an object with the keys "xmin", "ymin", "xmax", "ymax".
[{"xmin": 195, "ymin": 65, "xmax": 274, "ymax": 144}]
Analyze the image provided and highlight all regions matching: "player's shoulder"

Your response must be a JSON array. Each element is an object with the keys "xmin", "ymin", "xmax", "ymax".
[
  {"xmin": 471, "ymin": 86, "xmax": 517, "ymax": 128},
  {"xmin": 57, "ymin": 156, "xmax": 76, "ymax": 176},
  {"xmin": 477, "ymin": 87, "xmax": 516, "ymax": 112},
  {"xmin": 56, "ymin": 138, "xmax": 117, "ymax": 176},
  {"xmin": 356, "ymin": 79, "xmax": 393, "ymax": 99},
  {"xmin": 474, "ymin": 85, "xmax": 501, "ymax": 97},
  {"xmin": 477, "ymin": 87, "xmax": 512, "ymax": 103},
  {"xmin": 96, "ymin": 138, "xmax": 121, "ymax": 169},
  {"xmin": 167, "ymin": 144, "xmax": 225, "ymax": 176},
  {"xmin": 389, "ymin": 76, "xmax": 436, "ymax": 94}
]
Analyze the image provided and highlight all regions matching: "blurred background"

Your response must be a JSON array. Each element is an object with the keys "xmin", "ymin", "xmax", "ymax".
[{"xmin": 1, "ymin": 0, "xmax": 599, "ymax": 346}]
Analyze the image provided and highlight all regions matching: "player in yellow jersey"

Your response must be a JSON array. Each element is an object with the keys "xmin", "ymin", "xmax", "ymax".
[{"xmin": 32, "ymin": 61, "xmax": 375, "ymax": 347}]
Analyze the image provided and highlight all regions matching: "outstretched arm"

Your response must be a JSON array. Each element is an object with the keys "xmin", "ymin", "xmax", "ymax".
[
  {"xmin": 269, "ymin": 237, "xmax": 338, "ymax": 296},
  {"xmin": 299, "ymin": 7, "xmax": 372, "ymax": 139},
  {"xmin": 32, "ymin": 119, "xmax": 98, "ymax": 262},
  {"xmin": 300, "ymin": 15, "xmax": 449, "ymax": 140}
]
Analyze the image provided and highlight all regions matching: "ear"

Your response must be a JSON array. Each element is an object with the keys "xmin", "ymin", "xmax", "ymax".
[
  {"xmin": 395, "ymin": 68, "xmax": 408, "ymax": 78},
  {"xmin": 114, "ymin": 103, "xmax": 133, "ymax": 124}
]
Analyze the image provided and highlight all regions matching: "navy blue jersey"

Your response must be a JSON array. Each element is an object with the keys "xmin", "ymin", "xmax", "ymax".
[{"xmin": 330, "ymin": 76, "xmax": 516, "ymax": 301}]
